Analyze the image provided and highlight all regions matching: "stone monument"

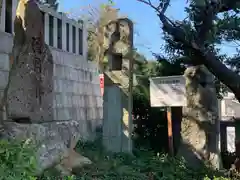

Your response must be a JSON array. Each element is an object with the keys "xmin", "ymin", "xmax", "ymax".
[
  {"xmin": 3, "ymin": 0, "xmax": 53, "ymax": 122},
  {"xmin": 102, "ymin": 18, "xmax": 136, "ymax": 153},
  {"xmin": 0, "ymin": 0, "xmax": 91, "ymax": 175}
]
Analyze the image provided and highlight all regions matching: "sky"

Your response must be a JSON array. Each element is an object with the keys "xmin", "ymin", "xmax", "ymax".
[{"xmin": 58, "ymin": 0, "xmax": 237, "ymax": 60}]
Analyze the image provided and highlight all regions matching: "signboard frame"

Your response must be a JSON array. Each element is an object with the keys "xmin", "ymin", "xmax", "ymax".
[
  {"xmin": 149, "ymin": 75, "xmax": 186, "ymax": 107},
  {"xmin": 149, "ymin": 75, "xmax": 186, "ymax": 156}
]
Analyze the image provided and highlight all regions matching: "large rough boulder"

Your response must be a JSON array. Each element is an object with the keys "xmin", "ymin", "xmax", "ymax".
[
  {"xmin": 0, "ymin": 0, "xmax": 91, "ymax": 174},
  {"xmin": 177, "ymin": 65, "xmax": 222, "ymax": 169},
  {"xmin": 0, "ymin": 121, "xmax": 92, "ymax": 174}
]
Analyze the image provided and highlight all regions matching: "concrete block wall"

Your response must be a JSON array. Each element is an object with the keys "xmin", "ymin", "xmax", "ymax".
[
  {"xmin": 0, "ymin": 31, "xmax": 12, "ymax": 104},
  {"xmin": 0, "ymin": 53, "xmax": 9, "ymax": 102},
  {"xmin": 51, "ymin": 48, "xmax": 103, "ymax": 140}
]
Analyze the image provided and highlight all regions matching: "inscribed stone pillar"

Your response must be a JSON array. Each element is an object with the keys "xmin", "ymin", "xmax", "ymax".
[{"xmin": 4, "ymin": 0, "xmax": 54, "ymax": 122}]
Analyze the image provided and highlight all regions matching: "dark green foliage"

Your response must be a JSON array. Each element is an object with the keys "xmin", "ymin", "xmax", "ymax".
[
  {"xmin": 215, "ymin": 12, "xmax": 240, "ymax": 42},
  {"xmin": 133, "ymin": 83, "xmax": 169, "ymax": 152},
  {"xmin": 0, "ymin": 139, "xmax": 238, "ymax": 180},
  {"xmin": 221, "ymin": 151, "xmax": 236, "ymax": 170},
  {"xmin": 153, "ymin": 54, "xmax": 186, "ymax": 76},
  {"xmin": 69, "ymin": 140, "xmax": 237, "ymax": 180},
  {"xmin": 0, "ymin": 139, "xmax": 37, "ymax": 180},
  {"xmin": 148, "ymin": 0, "xmax": 240, "ymax": 96},
  {"xmin": 0, "ymin": 139, "xmax": 76, "ymax": 180},
  {"xmin": 161, "ymin": 1, "xmax": 240, "ymax": 95}
]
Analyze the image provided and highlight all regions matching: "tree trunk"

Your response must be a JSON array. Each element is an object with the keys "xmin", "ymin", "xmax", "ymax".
[{"xmin": 177, "ymin": 65, "xmax": 222, "ymax": 170}]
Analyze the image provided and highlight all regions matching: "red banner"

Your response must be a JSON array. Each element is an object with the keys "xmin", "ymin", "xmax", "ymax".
[
  {"xmin": 99, "ymin": 74, "xmax": 104, "ymax": 96},
  {"xmin": 100, "ymin": 76, "xmax": 104, "ymax": 88}
]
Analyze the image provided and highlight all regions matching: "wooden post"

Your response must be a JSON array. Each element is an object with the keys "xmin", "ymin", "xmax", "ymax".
[{"xmin": 167, "ymin": 107, "xmax": 174, "ymax": 155}]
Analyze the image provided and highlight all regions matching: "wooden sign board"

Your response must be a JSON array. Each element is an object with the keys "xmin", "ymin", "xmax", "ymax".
[{"xmin": 149, "ymin": 76, "xmax": 186, "ymax": 107}]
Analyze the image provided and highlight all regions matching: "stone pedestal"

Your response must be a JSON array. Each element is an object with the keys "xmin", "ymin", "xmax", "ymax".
[{"xmin": 102, "ymin": 84, "xmax": 132, "ymax": 153}]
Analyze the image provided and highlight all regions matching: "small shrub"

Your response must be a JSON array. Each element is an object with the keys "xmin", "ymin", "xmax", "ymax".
[
  {"xmin": 0, "ymin": 139, "xmax": 37, "ymax": 180},
  {"xmin": 1, "ymin": 138, "xmax": 238, "ymax": 180}
]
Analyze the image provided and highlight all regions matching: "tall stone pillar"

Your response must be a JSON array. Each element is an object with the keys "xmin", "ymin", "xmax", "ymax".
[{"xmin": 102, "ymin": 18, "xmax": 135, "ymax": 153}]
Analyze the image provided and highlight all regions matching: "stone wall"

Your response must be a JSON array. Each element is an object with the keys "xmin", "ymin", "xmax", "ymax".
[
  {"xmin": 0, "ymin": 31, "xmax": 103, "ymax": 141},
  {"xmin": 0, "ymin": 31, "xmax": 11, "ymax": 106},
  {"xmin": 0, "ymin": 53, "xmax": 9, "ymax": 101},
  {"xmin": 52, "ymin": 48, "xmax": 103, "ymax": 140}
]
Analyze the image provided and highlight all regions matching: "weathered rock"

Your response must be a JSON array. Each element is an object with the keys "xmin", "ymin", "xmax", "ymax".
[
  {"xmin": 56, "ymin": 137, "xmax": 92, "ymax": 175},
  {"xmin": 4, "ymin": 0, "xmax": 53, "ymax": 122},
  {"xmin": 0, "ymin": 121, "xmax": 92, "ymax": 174},
  {"xmin": 178, "ymin": 65, "xmax": 222, "ymax": 169}
]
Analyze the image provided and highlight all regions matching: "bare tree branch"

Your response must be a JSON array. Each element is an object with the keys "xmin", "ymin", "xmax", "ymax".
[{"xmin": 137, "ymin": 0, "xmax": 170, "ymax": 14}]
